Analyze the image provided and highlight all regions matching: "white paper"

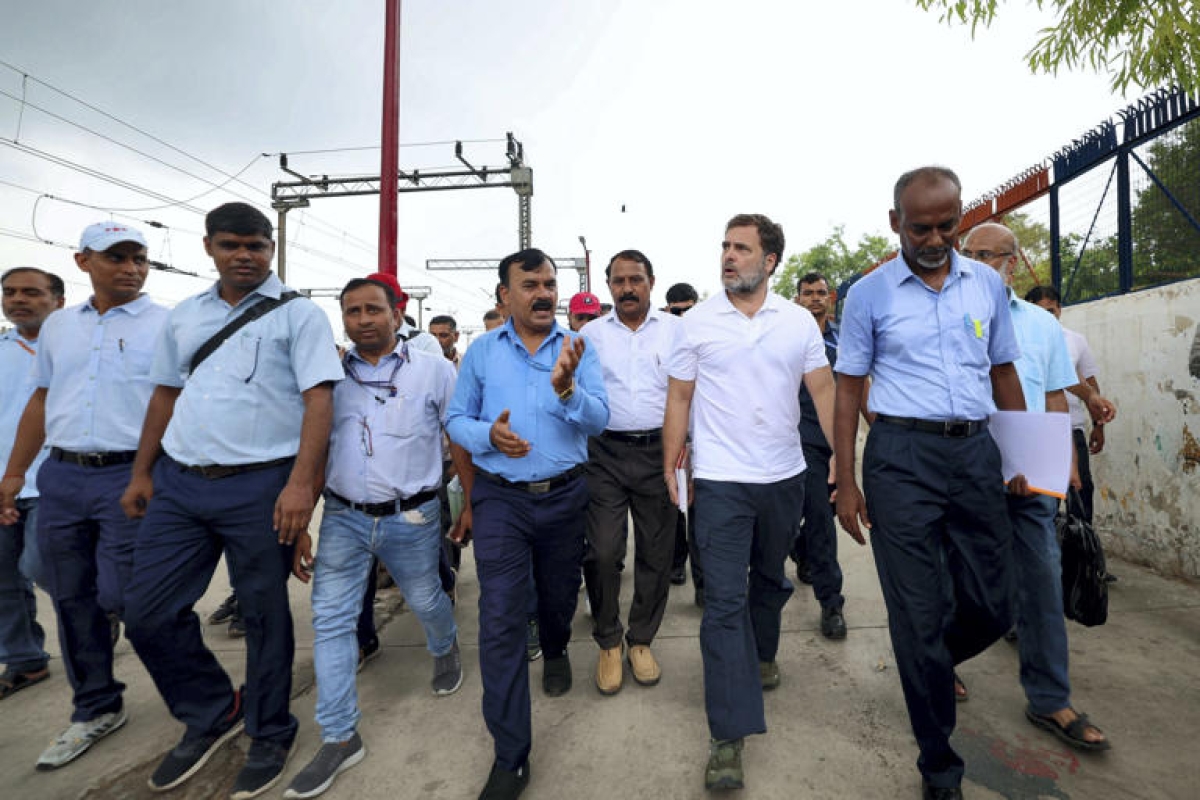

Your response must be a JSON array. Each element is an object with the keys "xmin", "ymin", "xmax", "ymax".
[
  {"xmin": 675, "ymin": 467, "xmax": 688, "ymax": 511},
  {"xmin": 987, "ymin": 411, "xmax": 1072, "ymax": 499}
]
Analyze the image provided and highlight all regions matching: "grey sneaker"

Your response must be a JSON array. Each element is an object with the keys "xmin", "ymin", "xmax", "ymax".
[
  {"xmin": 432, "ymin": 640, "xmax": 463, "ymax": 696},
  {"xmin": 36, "ymin": 709, "xmax": 128, "ymax": 770},
  {"xmin": 148, "ymin": 689, "xmax": 244, "ymax": 791},
  {"xmin": 759, "ymin": 660, "xmax": 780, "ymax": 691},
  {"xmin": 230, "ymin": 736, "xmax": 295, "ymax": 799},
  {"xmin": 705, "ymin": 738, "xmax": 744, "ymax": 790},
  {"xmin": 283, "ymin": 733, "xmax": 366, "ymax": 799}
]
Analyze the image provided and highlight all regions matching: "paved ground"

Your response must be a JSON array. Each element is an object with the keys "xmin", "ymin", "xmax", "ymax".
[{"xmin": 3, "ymin": 509, "xmax": 1199, "ymax": 800}]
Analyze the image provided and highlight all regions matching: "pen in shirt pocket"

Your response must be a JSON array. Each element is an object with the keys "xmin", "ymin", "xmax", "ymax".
[{"xmin": 962, "ymin": 315, "xmax": 983, "ymax": 339}]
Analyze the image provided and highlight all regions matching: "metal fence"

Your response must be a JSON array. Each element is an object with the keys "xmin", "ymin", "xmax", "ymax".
[{"xmin": 962, "ymin": 88, "xmax": 1200, "ymax": 305}]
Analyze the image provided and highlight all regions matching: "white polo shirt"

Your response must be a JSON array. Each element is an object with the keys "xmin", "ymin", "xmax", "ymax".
[
  {"xmin": 1061, "ymin": 325, "xmax": 1098, "ymax": 430},
  {"xmin": 583, "ymin": 308, "xmax": 681, "ymax": 432},
  {"xmin": 668, "ymin": 290, "xmax": 828, "ymax": 483}
]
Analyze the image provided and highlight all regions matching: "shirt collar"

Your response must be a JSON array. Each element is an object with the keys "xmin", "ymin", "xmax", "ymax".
[
  {"xmin": 601, "ymin": 307, "xmax": 662, "ymax": 332},
  {"xmin": 890, "ymin": 250, "xmax": 972, "ymax": 287},
  {"xmin": 345, "ymin": 344, "xmax": 406, "ymax": 368},
  {"xmin": 497, "ymin": 317, "xmax": 565, "ymax": 354},
  {"xmin": 714, "ymin": 288, "xmax": 784, "ymax": 315},
  {"xmin": 202, "ymin": 272, "xmax": 285, "ymax": 307},
  {"xmin": 82, "ymin": 293, "xmax": 154, "ymax": 316}
]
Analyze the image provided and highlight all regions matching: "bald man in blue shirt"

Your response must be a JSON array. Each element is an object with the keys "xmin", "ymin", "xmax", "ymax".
[
  {"xmin": 834, "ymin": 168, "xmax": 1026, "ymax": 800},
  {"xmin": 447, "ymin": 248, "xmax": 608, "ymax": 800}
]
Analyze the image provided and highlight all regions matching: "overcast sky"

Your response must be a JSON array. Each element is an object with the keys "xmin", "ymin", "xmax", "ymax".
[{"xmin": 0, "ymin": 1, "xmax": 1137, "ymax": 333}]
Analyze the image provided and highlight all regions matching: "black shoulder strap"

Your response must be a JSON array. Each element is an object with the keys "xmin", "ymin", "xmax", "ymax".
[{"xmin": 189, "ymin": 291, "xmax": 302, "ymax": 375}]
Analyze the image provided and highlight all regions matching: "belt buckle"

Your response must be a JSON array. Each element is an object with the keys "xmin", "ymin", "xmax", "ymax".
[
  {"xmin": 526, "ymin": 479, "xmax": 552, "ymax": 494},
  {"xmin": 83, "ymin": 452, "xmax": 106, "ymax": 467},
  {"xmin": 943, "ymin": 421, "xmax": 969, "ymax": 437}
]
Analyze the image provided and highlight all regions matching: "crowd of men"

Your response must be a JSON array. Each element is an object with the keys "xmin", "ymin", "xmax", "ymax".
[{"xmin": 0, "ymin": 166, "xmax": 1118, "ymax": 800}]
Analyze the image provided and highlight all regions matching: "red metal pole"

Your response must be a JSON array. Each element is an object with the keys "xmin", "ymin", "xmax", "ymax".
[{"xmin": 378, "ymin": 0, "xmax": 401, "ymax": 276}]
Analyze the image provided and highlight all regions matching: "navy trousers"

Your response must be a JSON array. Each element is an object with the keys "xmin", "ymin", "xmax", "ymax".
[
  {"xmin": 471, "ymin": 474, "xmax": 587, "ymax": 771},
  {"xmin": 863, "ymin": 423, "xmax": 1014, "ymax": 789},
  {"xmin": 694, "ymin": 474, "xmax": 802, "ymax": 741},
  {"xmin": 791, "ymin": 443, "xmax": 844, "ymax": 610},
  {"xmin": 125, "ymin": 457, "xmax": 298, "ymax": 744},
  {"xmin": 37, "ymin": 458, "xmax": 137, "ymax": 721}
]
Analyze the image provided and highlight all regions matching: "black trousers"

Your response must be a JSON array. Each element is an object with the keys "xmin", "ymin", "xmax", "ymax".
[
  {"xmin": 863, "ymin": 423, "xmax": 1014, "ymax": 789},
  {"xmin": 790, "ymin": 443, "xmax": 844, "ymax": 610},
  {"xmin": 583, "ymin": 435, "xmax": 678, "ymax": 649}
]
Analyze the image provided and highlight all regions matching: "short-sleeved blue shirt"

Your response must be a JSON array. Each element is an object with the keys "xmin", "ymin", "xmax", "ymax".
[{"xmin": 835, "ymin": 252, "xmax": 1020, "ymax": 420}]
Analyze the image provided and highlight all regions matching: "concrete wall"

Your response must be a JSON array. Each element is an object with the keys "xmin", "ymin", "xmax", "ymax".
[{"xmin": 1063, "ymin": 277, "xmax": 1200, "ymax": 580}]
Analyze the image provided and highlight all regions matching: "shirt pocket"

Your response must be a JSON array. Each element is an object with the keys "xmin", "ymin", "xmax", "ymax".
[
  {"xmin": 378, "ymin": 392, "xmax": 431, "ymax": 439},
  {"xmin": 226, "ymin": 331, "xmax": 262, "ymax": 382},
  {"xmin": 120, "ymin": 342, "xmax": 156, "ymax": 378}
]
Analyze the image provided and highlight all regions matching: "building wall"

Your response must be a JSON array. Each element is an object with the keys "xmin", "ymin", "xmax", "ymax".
[{"xmin": 1063, "ymin": 277, "xmax": 1200, "ymax": 580}]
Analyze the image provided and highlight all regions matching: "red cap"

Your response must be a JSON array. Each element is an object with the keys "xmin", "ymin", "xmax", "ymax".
[
  {"xmin": 366, "ymin": 272, "xmax": 408, "ymax": 310},
  {"xmin": 569, "ymin": 292, "xmax": 601, "ymax": 316}
]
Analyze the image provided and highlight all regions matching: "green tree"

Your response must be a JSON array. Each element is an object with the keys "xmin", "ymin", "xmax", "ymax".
[
  {"xmin": 1130, "ymin": 116, "xmax": 1200, "ymax": 287},
  {"xmin": 772, "ymin": 225, "xmax": 893, "ymax": 299},
  {"xmin": 914, "ymin": 0, "xmax": 1200, "ymax": 94}
]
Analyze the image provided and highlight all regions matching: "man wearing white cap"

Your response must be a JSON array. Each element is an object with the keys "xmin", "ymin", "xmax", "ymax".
[{"xmin": 0, "ymin": 222, "xmax": 169, "ymax": 770}]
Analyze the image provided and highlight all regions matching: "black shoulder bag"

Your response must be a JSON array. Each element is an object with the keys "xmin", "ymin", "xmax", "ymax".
[
  {"xmin": 1056, "ymin": 487, "xmax": 1110, "ymax": 627},
  {"xmin": 188, "ymin": 291, "xmax": 302, "ymax": 375}
]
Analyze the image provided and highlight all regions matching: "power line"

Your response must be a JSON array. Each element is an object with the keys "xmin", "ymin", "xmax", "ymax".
[{"xmin": 263, "ymin": 138, "xmax": 504, "ymax": 156}]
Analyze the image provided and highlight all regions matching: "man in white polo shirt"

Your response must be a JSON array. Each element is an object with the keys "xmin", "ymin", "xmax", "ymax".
[{"xmin": 663, "ymin": 213, "xmax": 836, "ymax": 791}]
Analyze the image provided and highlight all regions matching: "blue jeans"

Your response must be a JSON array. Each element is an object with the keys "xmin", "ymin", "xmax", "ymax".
[
  {"xmin": 694, "ymin": 475, "xmax": 802, "ymax": 741},
  {"xmin": 313, "ymin": 495, "xmax": 456, "ymax": 742},
  {"xmin": 0, "ymin": 500, "xmax": 48, "ymax": 671},
  {"xmin": 1008, "ymin": 493, "xmax": 1071, "ymax": 714}
]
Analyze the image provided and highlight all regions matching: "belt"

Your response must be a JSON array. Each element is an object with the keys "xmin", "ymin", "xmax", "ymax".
[
  {"xmin": 178, "ymin": 456, "xmax": 293, "ymax": 480},
  {"xmin": 50, "ymin": 447, "xmax": 136, "ymax": 468},
  {"xmin": 876, "ymin": 414, "xmax": 988, "ymax": 438},
  {"xmin": 476, "ymin": 464, "xmax": 585, "ymax": 495},
  {"xmin": 325, "ymin": 489, "xmax": 437, "ymax": 517},
  {"xmin": 600, "ymin": 428, "xmax": 662, "ymax": 445}
]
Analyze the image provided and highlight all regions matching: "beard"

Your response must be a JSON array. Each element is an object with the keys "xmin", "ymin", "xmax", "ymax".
[
  {"xmin": 914, "ymin": 248, "xmax": 950, "ymax": 270},
  {"xmin": 724, "ymin": 264, "xmax": 768, "ymax": 295}
]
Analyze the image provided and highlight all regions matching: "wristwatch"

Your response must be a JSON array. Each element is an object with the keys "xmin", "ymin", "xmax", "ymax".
[{"xmin": 557, "ymin": 381, "xmax": 575, "ymax": 402}]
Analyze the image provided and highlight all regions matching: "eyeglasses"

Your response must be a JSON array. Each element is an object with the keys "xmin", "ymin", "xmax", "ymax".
[
  {"xmin": 359, "ymin": 417, "xmax": 374, "ymax": 457},
  {"xmin": 960, "ymin": 249, "xmax": 1013, "ymax": 261}
]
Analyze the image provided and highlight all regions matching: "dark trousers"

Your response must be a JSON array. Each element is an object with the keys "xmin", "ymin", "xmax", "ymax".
[
  {"xmin": 472, "ymin": 474, "xmax": 587, "ymax": 771},
  {"xmin": 125, "ymin": 457, "xmax": 298, "ymax": 744},
  {"xmin": 863, "ymin": 424, "xmax": 1014, "ymax": 789},
  {"xmin": 1072, "ymin": 428, "xmax": 1094, "ymax": 522},
  {"xmin": 583, "ymin": 436, "xmax": 678, "ymax": 649},
  {"xmin": 695, "ymin": 474, "xmax": 802, "ymax": 741},
  {"xmin": 37, "ymin": 458, "xmax": 137, "ymax": 721},
  {"xmin": 791, "ymin": 443, "xmax": 844, "ymax": 610}
]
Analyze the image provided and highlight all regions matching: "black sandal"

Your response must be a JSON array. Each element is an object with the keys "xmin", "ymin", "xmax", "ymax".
[
  {"xmin": 1025, "ymin": 706, "xmax": 1111, "ymax": 751},
  {"xmin": 0, "ymin": 665, "xmax": 49, "ymax": 700}
]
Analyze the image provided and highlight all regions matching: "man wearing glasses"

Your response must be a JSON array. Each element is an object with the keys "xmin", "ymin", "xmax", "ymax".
[
  {"xmin": 448, "ymin": 248, "xmax": 608, "ymax": 800},
  {"xmin": 283, "ymin": 277, "xmax": 472, "ymax": 799}
]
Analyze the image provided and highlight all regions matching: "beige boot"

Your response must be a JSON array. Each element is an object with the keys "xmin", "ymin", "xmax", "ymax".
[
  {"xmin": 595, "ymin": 644, "xmax": 624, "ymax": 695},
  {"xmin": 628, "ymin": 644, "xmax": 661, "ymax": 686}
]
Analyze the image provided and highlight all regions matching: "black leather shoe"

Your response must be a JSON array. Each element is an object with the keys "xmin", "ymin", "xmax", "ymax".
[
  {"xmin": 794, "ymin": 558, "xmax": 812, "ymax": 585},
  {"xmin": 922, "ymin": 780, "xmax": 963, "ymax": 800},
  {"xmin": 542, "ymin": 653, "xmax": 572, "ymax": 697},
  {"xmin": 478, "ymin": 761, "xmax": 529, "ymax": 800},
  {"xmin": 669, "ymin": 566, "xmax": 687, "ymax": 585},
  {"xmin": 820, "ymin": 606, "xmax": 847, "ymax": 640}
]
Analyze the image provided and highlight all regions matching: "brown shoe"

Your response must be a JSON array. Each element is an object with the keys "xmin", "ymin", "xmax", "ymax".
[
  {"xmin": 627, "ymin": 645, "xmax": 661, "ymax": 686},
  {"xmin": 595, "ymin": 644, "xmax": 624, "ymax": 695}
]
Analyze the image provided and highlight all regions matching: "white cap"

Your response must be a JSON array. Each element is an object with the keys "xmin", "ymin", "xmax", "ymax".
[{"xmin": 78, "ymin": 222, "xmax": 148, "ymax": 252}]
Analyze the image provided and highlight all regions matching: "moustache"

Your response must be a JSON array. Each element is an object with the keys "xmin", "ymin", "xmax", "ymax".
[
  {"xmin": 618, "ymin": 293, "xmax": 638, "ymax": 303},
  {"xmin": 532, "ymin": 299, "xmax": 555, "ymax": 311}
]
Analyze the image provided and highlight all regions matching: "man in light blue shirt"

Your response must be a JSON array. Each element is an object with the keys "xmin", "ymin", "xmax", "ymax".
[
  {"xmin": 833, "ymin": 168, "xmax": 1026, "ymax": 800},
  {"xmin": 0, "ymin": 267, "xmax": 63, "ymax": 702},
  {"xmin": 959, "ymin": 223, "xmax": 1111, "ymax": 752},
  {"xmin": 119, "ymin": 203, "xmax": 342, "ymax": 799},
  {"xmin": 0, "ymin": 222, "xmax": 169, "ymax": 771},
  {"xmin": 284, "ymin": 277, "xmax": 472, "ymax": 799},
  {"xmin": 447, "ymin": 248, "xmax": 608, "ymax": 800}
]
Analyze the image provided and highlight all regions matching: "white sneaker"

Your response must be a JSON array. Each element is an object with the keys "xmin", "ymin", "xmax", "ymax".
[{"xmin": 36, "ymin": 709, "xmax": 128, "ymax": 770}]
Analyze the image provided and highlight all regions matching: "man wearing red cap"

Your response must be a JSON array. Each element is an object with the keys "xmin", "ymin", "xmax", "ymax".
[
  {"xmin": 567, "ymin": 292, "xmax": 601, "ymax": 332},
  {"xmin": 365, "ymin": 272, "xmax": 441, "ymax": 356}
]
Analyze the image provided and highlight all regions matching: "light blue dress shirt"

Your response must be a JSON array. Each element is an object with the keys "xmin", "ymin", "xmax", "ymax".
[
  {"xmin": 326, "ymin": 345, "xmax": 456, "ymax": 503},
  {"xmin": 0, "ymin": 330, "xmax": 51, "ymax": 497},
  {"xmin": 151, "ymin": 273, "xmax": 343, "ymax": 466},
  {"xmin": 835, "ymin": 252, "xmax": 1021, "ymax": 420},
  {"xmin": 35, "ymin": 295, "xmax": 169, "ymax": 451},
  {"xmin": 447, "ymin": 319, "xmax": 609, "ymax": 481},
  {"xmin": 1007, "ymin": 293, "xmax": 1077, "ymax": 413}
]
